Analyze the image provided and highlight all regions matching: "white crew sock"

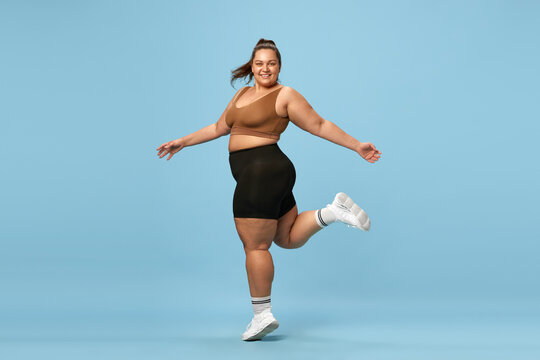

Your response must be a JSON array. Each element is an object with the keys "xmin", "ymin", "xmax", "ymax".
[
  {"xmin": 315, "ymin": 206, "xmax": 337, "ymax": 228},
  {"xmin": 252, "ymin": 295, "xmax": 271, "ymax": 317}
]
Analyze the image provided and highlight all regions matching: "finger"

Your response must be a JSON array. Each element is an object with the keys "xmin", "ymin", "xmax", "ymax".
[{"xmin": 158, "ymin": 144, "xmax": 169, "ymax": 153}]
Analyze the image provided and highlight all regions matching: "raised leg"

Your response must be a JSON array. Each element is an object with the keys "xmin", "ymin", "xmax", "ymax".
[{"xmin": 272, "ymin": 205, "xmax": 324, "ymax": 249}]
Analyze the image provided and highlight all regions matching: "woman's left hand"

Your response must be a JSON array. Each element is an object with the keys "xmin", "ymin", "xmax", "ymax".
[{"xmin": 356, "ymin": 142, "xmax": 382, "ymax": 163}]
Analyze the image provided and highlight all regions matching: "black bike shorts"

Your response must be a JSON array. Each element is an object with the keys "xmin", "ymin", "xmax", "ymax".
[{"xmin": 229, "ymin": 143, "xmax": 296, "ymax": 219}]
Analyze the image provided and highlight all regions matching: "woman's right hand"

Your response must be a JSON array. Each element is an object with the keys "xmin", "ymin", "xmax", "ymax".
[{"xmin": 156, "ymin": 139, "xmax": 184, "ymax": 160}]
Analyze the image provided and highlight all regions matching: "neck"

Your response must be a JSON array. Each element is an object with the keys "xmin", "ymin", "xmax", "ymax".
[{"xmin": 254, "ymin": 82, "xmax": 280, "ymax": 92}]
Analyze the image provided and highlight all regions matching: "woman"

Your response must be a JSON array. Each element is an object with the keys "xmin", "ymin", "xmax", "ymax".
[{"xmin": 156, "ymin": 39, "xmax": 381, "ymax": 341}]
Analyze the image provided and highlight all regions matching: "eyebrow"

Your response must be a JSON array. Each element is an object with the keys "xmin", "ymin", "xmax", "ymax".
[{"xmin": 254, "ymin": 60, "xmax": 277, "ymax": 62}]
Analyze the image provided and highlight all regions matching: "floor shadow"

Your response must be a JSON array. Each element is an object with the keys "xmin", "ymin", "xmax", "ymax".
[{"xmin": 261, "ymin": 334, "xmax": 287, "ymax": 342}]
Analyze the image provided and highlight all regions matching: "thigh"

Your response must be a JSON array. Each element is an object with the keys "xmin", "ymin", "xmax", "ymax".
[
  {"xmin": 234, "ymin": 217, "xmax": 278, "ymax": 251},
  {"xmin": 273, "ymin": 204, "xmax": 298, "ymax": 247},
  {"xmin": 232, "ymin": 163, "xmax": 292, "ymax": 219}
]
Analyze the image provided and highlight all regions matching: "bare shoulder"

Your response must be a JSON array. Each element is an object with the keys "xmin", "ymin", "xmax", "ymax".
[
  {"xmin": 279, "ymin": 86, "xmax": 312, "ymax": 107},
  {"xmin": 279, "ymin": 85, "xmax": 301, "ymax": 97}
]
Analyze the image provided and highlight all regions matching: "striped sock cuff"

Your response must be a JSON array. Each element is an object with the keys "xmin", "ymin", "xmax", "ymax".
[
  {"xmin": 315, "ymin": 209, "xmax": 328, "ymax": 227},
  {"xmin": 251, "ymin": 295, "xmax": 271, "ymax": 304},
  {"xmin": 252, "ymin": 295, "xmax": 271, "ymax": 316}
]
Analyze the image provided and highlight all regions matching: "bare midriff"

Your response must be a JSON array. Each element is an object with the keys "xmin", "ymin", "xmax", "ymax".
[{"xmin": 228, "ymin": 134, "xmax": 277, "ymax": 153}]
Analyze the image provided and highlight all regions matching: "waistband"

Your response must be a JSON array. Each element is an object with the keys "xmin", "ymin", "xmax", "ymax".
[
  {"xmin": 230, "ymin": 127, "xmax": 280, "ymax": 140},
  {"xmin": 229, "ymin": 143, "xmax": 280, "ymax": 156}
]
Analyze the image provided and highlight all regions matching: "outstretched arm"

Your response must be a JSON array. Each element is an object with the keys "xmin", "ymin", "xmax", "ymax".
[
  {"xmin": 156, "ymin": 117, "xmax": 229, "ymax": 161},
  {"xmin": 179, "ymin": 120, "xmax": 230, "ymax": 148},
  {"xmin": 156, "ymin": 88, "xmax": 245, "ymax": 160},
  {"xmin": 286, "ymin": 87, "xmax": 381, "ymax": 163}
]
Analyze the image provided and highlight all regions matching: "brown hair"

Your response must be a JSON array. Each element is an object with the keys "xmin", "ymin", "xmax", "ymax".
[{"xmin": 230, "ymin": 38, "xmax": 282, "ymax": 88}]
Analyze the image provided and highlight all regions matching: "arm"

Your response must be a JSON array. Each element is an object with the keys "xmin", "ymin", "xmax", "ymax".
[
  {"xmin": 179, "ymin": 88, "xmax": 240, "ymax": 147},
  {"xmin": 181, "ymin": 121, "xmax": 228, "ymax": 148},
  {"xmin": 285, "ymin": 87, "xmax": 381, "ymax": 163},
  {"xmin": 156, "ymin": 88, "xmax": 245, "ymax": 160}
]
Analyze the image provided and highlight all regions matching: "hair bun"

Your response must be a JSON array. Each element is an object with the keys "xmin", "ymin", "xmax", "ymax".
[{"xmin": 257, "ymin": 38, "xmax": 275, "ymax": 46}]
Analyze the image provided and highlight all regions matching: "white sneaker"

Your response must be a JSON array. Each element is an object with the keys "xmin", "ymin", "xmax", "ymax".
[
  {"xmin": 241, "ymin": 312, "xmax": 279, "ymax": 341},
  {"xmin": 327, "ymin": 192, "xmax": 371, "ymax": 231}
]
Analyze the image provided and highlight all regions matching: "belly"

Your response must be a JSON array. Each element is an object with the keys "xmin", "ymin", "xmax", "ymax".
[{"xmin": 228, "ymin": 134, "xmax": 278, "ymax": 152}]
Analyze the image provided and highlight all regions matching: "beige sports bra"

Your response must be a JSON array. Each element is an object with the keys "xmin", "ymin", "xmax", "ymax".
[{"xmin": 225, "ymin": 86, "xmax": 290, "ymax": 140}]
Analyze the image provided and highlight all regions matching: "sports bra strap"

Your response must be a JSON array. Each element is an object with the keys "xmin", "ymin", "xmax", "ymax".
[{"xmin": 234, "ymin": 87, "xmax": 250, "ymax": 104}]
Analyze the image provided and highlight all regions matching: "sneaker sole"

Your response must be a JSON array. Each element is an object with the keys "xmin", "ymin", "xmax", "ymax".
[
  {"xmin": 242, "ymin": 319, "xmax": 279, "ymax": 341},
  {"xmin": 333, "ymin": 192, "xmax": 371, "ymax": 231}
]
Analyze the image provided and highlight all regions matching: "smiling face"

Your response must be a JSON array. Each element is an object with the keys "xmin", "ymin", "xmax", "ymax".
[{"xmin": 251, "ymin": 49, "xmax": 280, "ymax": 87}]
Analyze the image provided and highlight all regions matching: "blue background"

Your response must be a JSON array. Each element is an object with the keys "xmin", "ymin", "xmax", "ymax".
[{"xmin": 1, "ymin": 0, "xmax": 539, "ymax": 359}]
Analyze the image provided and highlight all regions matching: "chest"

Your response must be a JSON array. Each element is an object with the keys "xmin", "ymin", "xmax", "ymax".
[{"xmin": 228, "ymin": 95, "xmax": 287, "ymax": 127}]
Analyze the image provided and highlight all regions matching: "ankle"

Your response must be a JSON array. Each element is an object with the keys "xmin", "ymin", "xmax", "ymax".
[
  {"xmin": 252, "ymin": 295, "xmax": 271, "ymax": 316},
  {"xmin": 315, "ymin": 206, "xmax": 337, "ymax": 228}
]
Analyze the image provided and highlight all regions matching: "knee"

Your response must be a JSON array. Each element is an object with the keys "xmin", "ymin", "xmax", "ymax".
[
  {"xmin": 243, "ymin": 242, "xmax": 272, "ymax": 252},
  {"xmin": 272, "ymin": 234, "xmax": 292, "ymax": 249}
]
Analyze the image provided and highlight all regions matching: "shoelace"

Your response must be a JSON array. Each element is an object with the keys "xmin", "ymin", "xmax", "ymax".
[
  {"xmin": 246, "ymin": 312, "xmax": 275, "ymax": 331},
  {"xmin": 331, "ymin": 198, "xmax": 368, "ymax": 231},
  {"xmin": 245, "ymin": 316, "xmax": 264, "ymax": 331},
  {"xmin": 330, "ymin": 204, "xmax": 362, "ymax": 229}
]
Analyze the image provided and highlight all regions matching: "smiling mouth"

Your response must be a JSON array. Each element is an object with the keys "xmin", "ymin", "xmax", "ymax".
[{"xmin": 260, "ymin": 74, "xmax": 271, "ymax": 78}]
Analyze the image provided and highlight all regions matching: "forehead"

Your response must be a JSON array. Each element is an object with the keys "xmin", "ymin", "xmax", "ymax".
[{"xmin": 254, "ymin": 49, "xmax": 278, "ymax": 61}]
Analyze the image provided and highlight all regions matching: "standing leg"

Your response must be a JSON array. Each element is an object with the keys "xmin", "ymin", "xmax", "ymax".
[
  {"xmin": 234, "ymin": 217, "xmax": 281, "ymax": 341},
  {"xmin": 234, "ymin": 217, "xmax": 278, "ymax": 297}
]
